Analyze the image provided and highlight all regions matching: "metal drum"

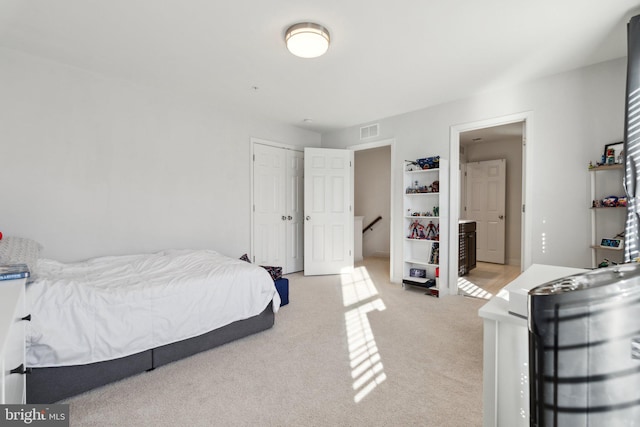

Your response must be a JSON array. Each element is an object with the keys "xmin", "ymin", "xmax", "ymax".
[{"xmin": 529, "ymin": 264, "xmax": 640, "ymax": 427}]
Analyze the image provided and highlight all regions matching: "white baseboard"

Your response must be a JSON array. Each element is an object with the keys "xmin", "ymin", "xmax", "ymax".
[{"xmin": 370, "ymin": 251, "xmax": 390, "ymax": 258}]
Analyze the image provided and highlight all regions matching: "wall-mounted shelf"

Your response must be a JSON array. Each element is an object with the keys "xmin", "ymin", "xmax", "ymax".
[{"xmin": 589, "ymin": 164, "xmax": 625, "ymax": 267}]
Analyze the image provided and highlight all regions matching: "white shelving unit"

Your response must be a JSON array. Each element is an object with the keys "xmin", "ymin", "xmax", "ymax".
[
  {"xmin": 590, "ymin": 164, "xmax": 626, "ymax": 268},
  {"xmin": 402, "ymin": 158, "xmax": 448, "ymax": 297}
]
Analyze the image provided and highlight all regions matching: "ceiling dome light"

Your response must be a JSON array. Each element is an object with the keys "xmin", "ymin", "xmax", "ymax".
[{"xmin": 285, "ymin": 22, "xmax": 330, "ymax": 58}]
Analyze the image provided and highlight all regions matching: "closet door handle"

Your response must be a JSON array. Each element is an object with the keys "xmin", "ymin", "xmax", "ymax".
[
  {"xmin": 21, "ymin": 314, "xmax": 31, "ymax": 322},
  {"xmin": 282, "ymin": 216, "xmax": 287, "ymax": 221},
  {"xmin": 287, "ymin": 216, "xmax": 292, "ymax": 220},
  {"xmin": 306, "ymin": 216, "xmax": 311, "ymax": 221}
]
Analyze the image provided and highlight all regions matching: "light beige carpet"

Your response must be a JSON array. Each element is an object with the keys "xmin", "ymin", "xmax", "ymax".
[{"xmin": 64, "ymin": 257, "xmax": 486, "ymax": 426}]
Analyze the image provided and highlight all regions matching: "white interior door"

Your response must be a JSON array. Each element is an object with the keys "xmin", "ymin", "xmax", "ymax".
[
  {"xmin": 253, "ymin": 144, "xmax": 286, "ymax": 268},
  {"xmin": 304, "ymin": 147, "xmax": 354, "ymax": 276},
  {"xmin": 286, "ymin": 150, "xmax": 304, "ymax": 272},
  {"xmin": 466, "ymin": 159, "xmax": 506, "ymax": 264},
  {"xmin": 253, "ymin": 144, "xmax": 305, "ymax": 274}
]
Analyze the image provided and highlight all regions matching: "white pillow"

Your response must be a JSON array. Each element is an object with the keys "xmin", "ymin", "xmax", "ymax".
[{"xmin": 0, "ymin": 236, "xmax": 43, "ymax": 281}]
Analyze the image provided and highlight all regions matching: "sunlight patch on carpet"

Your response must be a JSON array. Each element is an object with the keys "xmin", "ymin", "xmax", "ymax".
[
  {"xmin": 341, "ymin": 266, "xmax": 379, "ymax": 307},
  {"xmin": 342, "ymin": 266, "xmax": 387, "ymax": 403},
  {"xmin": 457, "ymin": 277, "xmax": 493, "ymax": 300}
]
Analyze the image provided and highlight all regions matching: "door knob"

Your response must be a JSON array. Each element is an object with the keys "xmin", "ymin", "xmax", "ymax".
[
  {"xmin": 282, "ymin": 215, "xmax": 287, "ymax": 220},
  {"xmin": 288, "ymin": 216, "xmax": 292, "ymax": 220},
  {"xmin": 306, "ymin": 216, "xmax": 311, "ymax": 220},
  {"xmin": 499, "ymin": 215, "xmax": 504, "ymax": 220}
]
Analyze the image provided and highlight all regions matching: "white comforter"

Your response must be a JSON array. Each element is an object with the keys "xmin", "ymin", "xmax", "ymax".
[{"xmin": 25, "ymin": 249, "xmax": 280, "ymax": 368}]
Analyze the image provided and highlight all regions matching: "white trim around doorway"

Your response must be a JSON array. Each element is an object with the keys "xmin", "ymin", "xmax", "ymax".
[
  {"xmin": 448, "ymin": 112, "xmax": 533, "ymax": 295},
  {"xmin": 348, "ymin": 138, "xmax": 397, "ymax": 282}
]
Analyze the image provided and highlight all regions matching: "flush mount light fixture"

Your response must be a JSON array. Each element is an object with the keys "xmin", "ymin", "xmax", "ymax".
[{"xmin": 285, "ymin": 22, "xmax": 330, "ymax": 58}]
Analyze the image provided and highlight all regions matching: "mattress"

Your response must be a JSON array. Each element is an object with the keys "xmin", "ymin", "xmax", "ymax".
[{"xmin": 25, "ymin": 249, "xmax": 280, "ymax": 368}]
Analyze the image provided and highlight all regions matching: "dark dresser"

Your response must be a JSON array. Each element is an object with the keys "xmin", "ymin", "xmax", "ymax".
[{"xmin": 459, "ymin": 220, "xmax": 477, "ymax": 276}]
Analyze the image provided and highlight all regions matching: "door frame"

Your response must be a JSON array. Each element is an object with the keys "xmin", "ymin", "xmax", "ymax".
[
  {"xmin": 348, "ymin": 138, "xmax": 396, "ymax": 281},
  {"xmin": 448, "ymin": 112, "xmax": 533, "ymax": 293},
  {"xmin": 250, "ymin": 137, "xmax": 304, "ymax": 265}
]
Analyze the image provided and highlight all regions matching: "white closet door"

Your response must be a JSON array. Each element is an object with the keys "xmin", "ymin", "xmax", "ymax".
[
  {"xmin": 253, "ymin": 144, "xmax": 286, "ymax": 268},
  {"xmin": 285, "ymin": 150, "xmax": 304, "ymax": 273}
]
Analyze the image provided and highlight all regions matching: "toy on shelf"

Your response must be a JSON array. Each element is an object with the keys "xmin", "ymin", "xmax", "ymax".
[
  {"xmin": 408, "ymin": 219, "xmax": 425, "ymax": 239},
  {"xmin": 425, "ymin": 221, "xmax": 438, "ymax": 240},
  {"xmin": 593, "ymin": 195, "xmax": 627, "ymax": 208},
  {"xmin": 405, "ymin": 161, "xmax": 421, "ymax": 171},
  {"xmin": 417, "ymin": 156, "xmax": 440, "ymax": 170},
  {"xmin": 429, "ymin": 243, "xmax": 440, "ymax": 264},
  {"xmin": 405, "ymin": 156, "xmax": 440, "ymax": 171},
  {"xmin": 405, "ymin": 179, "xmax": 440, "ymax": 194},
  {"xmin": 408, "ymin": 219, "xmax": 439, "ymax": 240}
]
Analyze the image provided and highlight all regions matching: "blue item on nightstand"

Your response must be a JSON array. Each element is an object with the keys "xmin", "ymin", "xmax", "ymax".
[{"xmin": 274, "ymin": 278, "xmax": 289, "ymax": 306}]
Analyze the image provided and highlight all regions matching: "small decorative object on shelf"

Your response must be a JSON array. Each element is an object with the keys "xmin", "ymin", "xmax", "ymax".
[
  {"xmin": 409, "ymin": 268, "xmax": 426, "ymax": 278},
  {"xmin": 407, "ymin": 220, "xmax": 439, "ymax": 241},
  {"xmin": 429, "ymin": 242, "xmax": 440, "ymax": 265},
  {"xmin": 603, "ymin": 141, "xmax": 624, "ymax": 165},
  {"xmin": 600, "ymin": 237, "xmax": 623, "ymax": 250},
  {"xmin": 592, "ymin": 196, "xmax": 628, "ymax": 207},
  {"xmin": 598, "ymin": 258, "xmax": 618, "ymax": 268},
  {"xmin": 425, "ymin": 221, "xmax": 438, "ymax": 240},
  {"xmin": 592, "ymin": 195, "xmax": 627, "ymax": 207},
  {"xmin": 405, "ymin": 157, "xmax": 441, "ymax": 171},
  {"xmin": 405, "ymin": 161, "xmax": 421, "ymax": 171},
  {"xmin": 590, "ymin": 141, "xmax": 624, "ymax": 167},
  {"xmin": 416, "ymin": 156, "xmax": 440, "ymax": 170},
  {"xmin": 405, "ymin": 179, "xmax": 440, "ymax": 194},
  {"xmin": 408, "ymin": 219, "xmax": 426, "ymax": 239}
]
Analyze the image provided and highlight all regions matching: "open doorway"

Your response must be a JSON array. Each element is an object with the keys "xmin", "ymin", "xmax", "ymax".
[
  {"xmin": 458, "ymin": 123, "xmax": 523, "ymax": 298},
  {"xmin": 351, "ymin": 139, "xmax": 395, "ymax": 280},
  {"xmin": 448, "ymin": 112, "xmax": 533, "ymax": 299}
]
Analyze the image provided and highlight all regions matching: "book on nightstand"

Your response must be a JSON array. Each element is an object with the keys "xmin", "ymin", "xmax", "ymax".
[{"xmin": 0, "ymin": 263, "xmax": 30, "ymax": 281}]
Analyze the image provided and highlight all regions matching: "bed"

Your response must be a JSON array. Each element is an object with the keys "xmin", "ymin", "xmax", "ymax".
[{"xmin": 0, "ymin": 237, "xmax": 280, "ymax": 403}]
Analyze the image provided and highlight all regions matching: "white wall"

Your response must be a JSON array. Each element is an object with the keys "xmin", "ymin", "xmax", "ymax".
[
  {"xmin": 322, "ymin": 58, "xmax": 626, "ymax": 281},
  {"xmin": 0, "ymin": 48, "xmax": 321, "ymax": 261},
  {"xmin": 354, "ymin": 146, "xmax": 390, "ymax": 257},
  {"xmin": 464, "ymin": 137, "xmax": 523, "ymax": 266}
]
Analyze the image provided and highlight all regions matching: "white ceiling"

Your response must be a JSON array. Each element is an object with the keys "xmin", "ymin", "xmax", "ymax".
[{"xmin": 1, "ymin": 1, "xmax": 639, "ymax": 134}]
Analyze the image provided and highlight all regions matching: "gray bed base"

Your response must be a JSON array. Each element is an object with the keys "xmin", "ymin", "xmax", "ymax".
[{"xmin": 26, "ymin": 302, "xmax": 274, "ymax": 403}]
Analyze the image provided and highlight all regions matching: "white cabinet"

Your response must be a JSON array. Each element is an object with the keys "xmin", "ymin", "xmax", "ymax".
[
  {"xmin": 0, "ymin": 278, "xmax": 27, "ymax": 404},
  {"xmin": 478, "ymin": 265, "xmax": 586, "ymax": 427},
  {"xmin": 402, "ymin": 158, "xmax": 448, "ymax": 296},
  {"xmin": 253, "ymin": 143, "xmax": 304, "ymax": 273},
  {"xmin": 589, "ymin": 164, "xmax": 625, "ymax": 267}
]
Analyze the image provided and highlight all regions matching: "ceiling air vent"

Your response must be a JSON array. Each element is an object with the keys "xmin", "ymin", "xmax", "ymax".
[{"xmin": 360, "ymin": 123, "xmax": 379, "ymax": 140}]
